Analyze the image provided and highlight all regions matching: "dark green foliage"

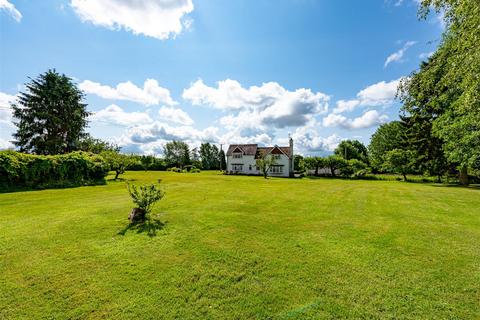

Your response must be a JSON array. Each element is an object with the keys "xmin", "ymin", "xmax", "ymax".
[
  {"xmin": 126, "ymin": 155, "xmax": 167, "ymax": 171},
  {"xmin": 341, "ymin": 159, "xmax": 369, "ymax": 178},
  {"xmin": 163, "ymin": 141, "xmax": 190, "ymax": 168},
  {"xmin": 334, "ymin": 140, "xmax": 369, "ymax": 163},
  {"xmin": 199, "ymin": 142, "xmax": 220, "ymax": 170},
  {"xmin": 77, "ymin": 135, "xmax": 120, "ymax": 154},
  {"xmin": 0, "ymin": 150, "xmax": 108, "ymax": 188},
  {"xmin": 323, "ymin": 155, "xmax": 347, "ymax": 177},
  {"xmin": 218, "ymin": 149, "xmax": 227, "ymax": 171},
  {"xmin": 368, "ymin": 121, "xmax": 406, "ymax": 171},
  {"xmin": 383, "ymin": 149, "xmax": 417, "ymax": 181},
  {"xmin": 304, "ymin": 157, "xmax": 324, "ymax": 176},
  {"xmin": 12, "ymin": 70, "xmax": 90, "ymax": 155},
  {"xmin": 398, "ymin": 0, "xmax": 480, "ymax": 184},
  {"xmin": 293, "ymin": 155, "xmax": 304, "ymax": 172},
  {"xmin": 126, "ymin": 182, "xmax": 165, "ymax": 215},
  {"xmin": 100, "ymin": 151, "xmax": 136, "ymax": 180}
]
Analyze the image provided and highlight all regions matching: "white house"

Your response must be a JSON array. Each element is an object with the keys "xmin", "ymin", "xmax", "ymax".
[{"xmin": 225, "ymin": 138, "xmax": 294, "ymax": 177}]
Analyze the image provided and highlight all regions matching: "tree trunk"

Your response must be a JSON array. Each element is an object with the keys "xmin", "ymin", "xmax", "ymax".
[
  {"xmin": 315, "ymin": 166, "xmax": 319, "ymax": 176},
  {"xmin": 403, "ymin": 173, "xmax": 408, "ymax": 181},
  {"xmin": 330, "ymin": 167, "xmax": 336, "ymax": 177},
  {"xmin": 128, "ymin": 208, "xmax": 146, "ymax": 223},
  {"xmin": 459, "ymin": 166, "xmax": 469, "ymax": 186},
  {"xmin": 115, "ymin": 170, "xmax": 120, "ymax": 180}
]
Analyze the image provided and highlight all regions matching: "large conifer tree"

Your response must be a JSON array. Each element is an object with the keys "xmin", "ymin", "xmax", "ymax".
[{"xmin": 12, "ymin": 69, "xmax": 90, "ymax": 155}]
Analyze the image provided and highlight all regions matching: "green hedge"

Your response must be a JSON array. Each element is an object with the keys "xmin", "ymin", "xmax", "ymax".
[{"xmin": 0, "ymin": 151, "xmax": 109, "ymax": 189}]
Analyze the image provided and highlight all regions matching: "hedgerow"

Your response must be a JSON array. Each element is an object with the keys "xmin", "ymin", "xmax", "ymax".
[{"xmin": 0, "ymin": 151, "xmax": 109, "ymax": 189}]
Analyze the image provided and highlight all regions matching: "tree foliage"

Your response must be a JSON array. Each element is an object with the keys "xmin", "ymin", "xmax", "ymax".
[
  {"xmin": 368, "ymin": 121, "xmax": 406, "ymax": 171},
  {"xmin": 199, "ymin": 142, "xmax": 220, "ymax": 170},
  {"xmin": 304, "ymin": 157, "xmax": 324, "ymax": 176},
  {"xmin": 77, "ymin": 135, "xmax": 120, "ymax": 154},
  {"xmin": 101, "ymin": 151, "xmax": 135, "ymax": 180},
  {"xmin": 163, "ymin": 141, "xmax": 190, "ymax": 168},
  {"xmin": 383, "ymin": 149, "xmax": 416, "ymax": 181},
  {"xmin": 323, "ymin": 155, "xmax": 347, "ymax": 177},
  {"xmin": 126, "ymin": 182, "xmax": 165, "ymax": 215},
  {"xmin": 334, "ymin": 140, "xmax": 368, "ymax": 163},
  {"xmin": 256, "ymin": 156, "xmax": 277, "ymax": 179},
  {"xmin": 12, "ymin": 70, "xmax": 90, "ymax": 155},
  {"xmin": 398, "ymin": 0, "xmax": 480, "ymax": 184}
]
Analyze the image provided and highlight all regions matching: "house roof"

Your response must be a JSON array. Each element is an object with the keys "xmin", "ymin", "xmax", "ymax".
[
  {"xmin": 226, "ymin": 144, "xmax": 258, "ymax": 156},
  {"xmin": 227, "ymin": 144, "xmax": 292, "ymax": 158}
]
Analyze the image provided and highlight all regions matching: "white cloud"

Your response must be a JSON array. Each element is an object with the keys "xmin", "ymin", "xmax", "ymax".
[
  {"xmin": 356, "ymin": 79, "xmax": 401, "ymax": 106},
  {"xmin": 90, "ymin": 104, "xmax": 153, "ymax": 126},
  {"xmin": 79, "ymin": 79, "xmax": 176, "ymax": 106},
  {"xmin": 332, "ymin": 78, "xmax": 401, "ymax": 114},
  {"xmin": 384, "ymin": 41, "xmax": 416, "ymax": 67},
  {"xmin": 287, "ymin": 120, "xmax": 342, "ymax": 154},
  {"xmin": 323, "ymin": 110, "xmax": 388, "ymax": 129},
  {"xmin": 116, "ymin": 121, "xmax": 219, "ymax": 154},
  {"xmin": 158, "ymin": 106, "xmax": 194, "ymax": 125},
  {"xmin": 0, "ymin": 137, "xmax": 14, "ymax": 150},
  {"xmin": 0, "ymin": 92, "xmax": 17, "ymax": 125},
  {"xmin": 0, "ymin": 0, "xmax": 22, "ymax": 22},
  {"xmin": 71, "ymin": 0, "xmax": 194, "ymax": 40},
  {"xmin": 184, "ymin": 79, "xmax": 329, "ymax": 128},
  {"xmin": 333, "ymin": 99, "xmax": 360, "ymax": 114}
]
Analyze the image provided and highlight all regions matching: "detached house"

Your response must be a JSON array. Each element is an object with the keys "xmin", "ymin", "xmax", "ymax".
[{"xmin": 226, "ymin": 138, "xmax": 294, "ymax": 177}]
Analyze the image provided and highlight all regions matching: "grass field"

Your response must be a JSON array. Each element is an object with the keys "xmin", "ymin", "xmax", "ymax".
[{"xmin": 1, "ymin": 171, "xmax": 479, "ymax": 319}]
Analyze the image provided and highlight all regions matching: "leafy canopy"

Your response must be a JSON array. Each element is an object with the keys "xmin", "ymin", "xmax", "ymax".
[{"xmin": 12, "ymin": 69, "xmax": 90, "ymax": 155}]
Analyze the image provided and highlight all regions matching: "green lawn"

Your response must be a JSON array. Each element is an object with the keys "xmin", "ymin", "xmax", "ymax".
[{"xmin": 1, "ymin": 171, "xmax": 479, "ymax": 319}]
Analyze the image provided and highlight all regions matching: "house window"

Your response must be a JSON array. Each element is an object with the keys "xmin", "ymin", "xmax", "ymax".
[
  {"xmin": 249, "ymin": 165, "xmax": 252, "ymax": 170},
  {"xmin": 233, "ymin": 153, "xmax": 242, "ymax": 159},
  {"xmin": 232, "ymin": 164, "xmax": 243, "ymax": 171},
  {"xmin": 270, "ymin": 165, "xmax": 283, "ymax": 174},
  {"xmin": 272, "ymin": 154, "xmax": 281, "ymax": 160}
]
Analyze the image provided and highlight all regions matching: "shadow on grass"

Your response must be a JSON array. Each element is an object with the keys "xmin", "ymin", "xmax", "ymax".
[
  {"xmin": 429, "ymin": 183, "xmax": 480, "ymax": 190},
  {"xmin": 0, "ymin": 180, "xmax": 107, "ymax": 194},
  {"xmin": 118, "ymin": 217, "xmax": 167, "ymax": 237}
]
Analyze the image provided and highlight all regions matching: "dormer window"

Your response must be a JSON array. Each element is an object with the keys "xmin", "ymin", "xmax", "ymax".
[{"xmin": 233, "ymin": 153, "xmax": 242, "ymax": 159}]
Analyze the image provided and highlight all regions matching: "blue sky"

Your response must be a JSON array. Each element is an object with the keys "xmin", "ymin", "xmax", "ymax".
[{"xmin": 0, "ymin": 0, "xmax": 442, "ymax": 155}]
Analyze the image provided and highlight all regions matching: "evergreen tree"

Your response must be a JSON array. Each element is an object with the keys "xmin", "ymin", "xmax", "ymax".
[
  {"xmin": 199, "ymin": 142, "xmax": 220, "ymax": 170},
  {"xmin": 218, "ymin": 149, "xmax": 227, "ymax": 171},
  {"xmin": 12, "ymin": 70, "xmax": 90, "ymax": 154}
]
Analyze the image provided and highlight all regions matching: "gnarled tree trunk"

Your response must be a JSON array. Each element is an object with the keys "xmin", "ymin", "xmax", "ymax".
[
  {"xmin": 459, "ymin": 166, "xmax": 469, "ymax": 186},
  {"xmin": 128, "ymin": 208, "xmax": 146, "ymax": 223}
]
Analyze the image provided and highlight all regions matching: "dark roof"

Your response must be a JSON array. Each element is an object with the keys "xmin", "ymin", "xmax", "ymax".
[
  {"xmin": 227, "ymin": 144, "xmax": 292, "ymax": 158},
  {"xmin": 226, "ymin": 144, "xmax": 258, "ymax": 156},
  {"xmin": 256, "ymin": 146, "xmax": 292, "ymax": 159}
]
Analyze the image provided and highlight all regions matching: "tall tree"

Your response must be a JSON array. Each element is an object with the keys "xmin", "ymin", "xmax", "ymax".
[
  {"xmin": 218, "ymin": 149, "xmax": 227, "ymax": 171},
  {"xmin": 163, "ymin": 141, "xmax": 190, "ymax": 168},
  {"xmin": 368, "ymin": 121, "xmax": 406, "ymax": 171},
  {"xmin": 12, "ymin": 70, "xmax": 90, "ymax": 155},
  {"xmin": 334, "ymin": 140, "xmax": 368, "ymax": 163},
  {"xmin": 402, "ymin": 0, "xmax": 480, "ymax": 184},
  {"xmin": 199, "ymin": 142, "xmax": 219, "ymax": 170}
]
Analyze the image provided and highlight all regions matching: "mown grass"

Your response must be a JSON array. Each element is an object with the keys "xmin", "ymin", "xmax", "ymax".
[{"xmin": 1, "ymin": 171, "xmax": 479, "ymax": 319}]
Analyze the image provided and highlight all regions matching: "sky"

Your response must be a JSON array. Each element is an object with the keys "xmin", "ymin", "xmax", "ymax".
[{"xmin": 0, "ymin": 0, "xmax": 443, "ymax": 155}]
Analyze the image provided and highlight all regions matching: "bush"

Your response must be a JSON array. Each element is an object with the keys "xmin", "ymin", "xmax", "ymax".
[
  {"xmin": 0, "ymin": 151, "xmax": 109, "ymax": 189},
  {"xmin": 126, "ymin": 182, "xmax": 165, "ymax": 216}
]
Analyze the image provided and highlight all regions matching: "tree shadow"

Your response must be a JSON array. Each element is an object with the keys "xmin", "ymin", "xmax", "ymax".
[
  {"xmin": 118, "ymin": 216, "xmax": 167, "ymax": 237},
  {"xmin": 429, "ymin": 183, "xmax": 480, "ymax": 191}
]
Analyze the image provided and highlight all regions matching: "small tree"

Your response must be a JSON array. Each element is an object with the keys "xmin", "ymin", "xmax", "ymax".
[
  {"xmin": 77, "ymin": 135, "xmax": 120, "ymax": 154},
  {"xmin": 256, "ymin": 155, "xmax": 277, "ymax": 179},
  {"xmin": 126, "ymin": 182, "xmax": 165, "ymax": 223},
  {"xmin": 324, "ymin": 155, "xmax": 347, "ymax": 177},
  {"xmin": 383, "ymin": 149, "xmax": 416, "ymax": 181},
  {"xmin": 101, "ymin": 151, "xmax": 134, "ymax": 180},
  {"xmin": 304, "ymin": 157, "xmax": 324, "ymax": 176}
]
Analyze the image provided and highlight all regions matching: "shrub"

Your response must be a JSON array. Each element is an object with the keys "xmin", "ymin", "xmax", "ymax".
[
  {"xmin": 0, "ymin": 151, "xmax": 109, "ymax": 189},
  {"xmin": 126, "ymin": 182, "xmax": 165, "ymax": 216}
]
